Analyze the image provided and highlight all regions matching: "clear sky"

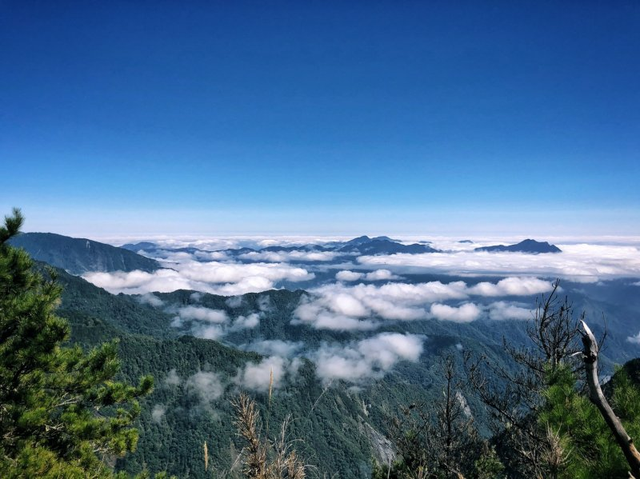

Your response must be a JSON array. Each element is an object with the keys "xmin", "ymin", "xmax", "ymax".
[{"xmin": 1, "ymin": 1, "xmax": 639, "ymax": 237}]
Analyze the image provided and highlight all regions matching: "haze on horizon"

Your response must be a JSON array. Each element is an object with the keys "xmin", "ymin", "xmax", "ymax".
[{"xmin": 1, "ymin": 1, "xmax": 639, "ymax": 237}]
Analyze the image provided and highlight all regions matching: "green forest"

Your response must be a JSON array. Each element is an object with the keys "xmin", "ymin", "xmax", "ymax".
[{"xmin": 3, "ymin": 208, "xmax": 640, "ymax": 479}]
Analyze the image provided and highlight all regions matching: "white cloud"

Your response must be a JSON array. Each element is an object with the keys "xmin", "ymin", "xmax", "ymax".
[
  {"xmin": 110, "ymin": 237, "xmax": 244, "ymax": 251},
  {"xmin": 336, "ymin": 270, "xmax": 364, "ymax": 282},
  {"xmin": 178, "ymin": 306, "xmax": 228, "ymax": 323},
  {"xmin": 627, "ymin": 332, "xmax": 640, "ymax": 344},
  {"xmin": 190, "ymin": 292, "xmax": 204, "ymax": 302},
  {"xmin": 311, "ymin": 314, "xmax": 379, "ymax": 331},
  {"xmin": 171, "ymin": 305, "xmax": 230, "ymax": 339},
  {"xmin": 165, "ymin": 368, "xmax": 182, "ymax": 386},
  {"xmin": 241, "ymin": 340, "xmax": 305, "ymax": 357},
  {"xmin": 226, "ymin": 296, "xmax": 244, "ymax": 308},
  {"xmin": 83, "ymin": 269, "xmax": 199, "ymax": 294},
  {"xmin": 336, "ymin": 269, "xmax": 400, "ymax": 282},
  {"xmin": 369, "ymin": 281, "xmax": 469, "ymax": 303},
  {"xmin": 294, "ymin": 278, "xmax": 552, "ymax": 329},
  {"xmin": 83, "ymin": 260, "xmax": 314, "ymax": 296},
  {"xmin": 186, "ymin": 371, "xmax": 225, "ymax": 402},
  {"xmin": 313, "ymin": 351, "xmax": 372, "ymax": 383},
  {"xmin": 358, "ymin": 243, "xmax": 640, "ymax": 282},
  {"xmin": 357, "ymin": 333, "xmax": 423, "ymax": 368},
  {"xmin": 364, "ymin": 269, "xmax": 399, "ymax": 281},
  {"xmin": 212, "ymin": 276, "xmax": 275, "ymax": 296},
  {"xmin": 155, "ymin": 251, "xmax": 195, "ymax": 263},
  {"xmin": 487, "ymin": 301, "xmax": 533, "ymax": 321},
  {"xmin": 175, "ymin": 260, "xmax": 314, "ymax": 287},
  {"xmin": 293, "ymin": 295, "xmax": 379, "ymax": 331},
  {"xmin": 231, "ymin": 313, "xmax": 260, "ymax": 331},
  {"xmin": 151, "ymin": 404, "xmax": 166, "ymax": 423},
  {"xmin": 103, "ymin": 236, "xmax": 640, "ymax": 286},
  {"xmin": 136, "ymin": 293, "xmax": 164, "ymax": 307},
  {"xmin": 430, "ymin": 303, "xmax": 481, "ymax": 323},
  {"xmin": 468, "ymin": 277, "xmax": 554, "ymax": 297},
  {"xmin": 257, "ymin": 295, "xmax": 273, "ymax": 312},
  {"xmin": 126, "ymin": 276, "xmax": 554, "ymax": 336},
  {"xmin": 358, "ymin": 296, "xmax": 425, "ymax": 321},
  {"xmin": 190, "ymin": 323, "xmax": 225, "ymax": 340},
  {"xmin": 329, "ymin": 293, "xmax": 369, "ymax": 317},
  {"xmin": 312, "ymin": 333, "xmax": 424, "ymax": 383},
  {"xmin": 235, "ymin": 356, "xmax": 301, "ymax": 392},
  {"xmin": 292, "ymin": 280, "xmax": 479, "ymax": 329},
  {"xmin": 105, "ymin": 235, "xmax": 347, "ymax": 253},
  {"xmin": 239, "ymin": 250, "xmax": 340, "ymax": 263},
  {"xmin": 172, "ymin": 304, "xmax": 262, "ymax": 339},
  {"xmin": 194, "ymin": 250, "xmax": 229, "ymax": 261}
]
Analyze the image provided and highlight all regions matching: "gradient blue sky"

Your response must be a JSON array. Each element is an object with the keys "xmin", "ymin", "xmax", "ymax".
[{"xmin": 1, "ymin": 1, "xmax": 639, "ymax": 237}]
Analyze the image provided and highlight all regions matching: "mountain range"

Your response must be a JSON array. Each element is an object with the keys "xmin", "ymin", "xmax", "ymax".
[
  {"xmin": 8, "ymin": 230, "xmax": 636, "ymax": 477},
  {"xmin": 123, "ymin": 234, "xmax": 441, "ymax": 261}
]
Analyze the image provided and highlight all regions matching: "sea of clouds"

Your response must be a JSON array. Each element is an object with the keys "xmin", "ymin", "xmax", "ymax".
[
  {"xmin": 359, "ymin": 244, "xmax": 640, "ymax": 283},
  {"xmin": 81, "ymin": 235, "xmax": 640, "ymax": 395},
  {"xmin": 85, "ymin": 237, "xmax": 640, "ymax": 298}
]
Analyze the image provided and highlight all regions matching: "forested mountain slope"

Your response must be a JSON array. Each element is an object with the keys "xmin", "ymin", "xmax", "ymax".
[{"xmin": 11, "ymin": 232, "xmax": 161, "ymax": 274}]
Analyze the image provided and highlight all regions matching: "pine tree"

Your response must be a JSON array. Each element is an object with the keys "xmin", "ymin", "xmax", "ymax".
[
  {"xmin": 0, "ymin": 208, "xmax": 153, "ymax": 478},
  {"xmin": 539, "ymin": 364, "xmax": 640, "ymax": 479}
]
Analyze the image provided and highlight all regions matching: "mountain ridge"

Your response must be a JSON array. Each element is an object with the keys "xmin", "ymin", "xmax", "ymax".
[
  {"xmin": 11, "ymin": 232, "xmax": 162, "ymax": 274},
  {"xmin": 475, "ymin": 238, "xmax": 562, "ymax": 254}
]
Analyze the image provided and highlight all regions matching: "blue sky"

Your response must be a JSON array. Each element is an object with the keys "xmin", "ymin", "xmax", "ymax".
[{"xmin": 1, "ymin": 1, "xmax": 639, "ymax": 236}]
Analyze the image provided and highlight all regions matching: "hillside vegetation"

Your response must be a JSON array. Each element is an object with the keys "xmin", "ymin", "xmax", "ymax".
[
  {"xmin": 10, "ymin": 232, "xmax": 161, "ymax": 274},
  {"xmin": 4, "ymin": 210, "xmax": 640, "ymax": 478}
]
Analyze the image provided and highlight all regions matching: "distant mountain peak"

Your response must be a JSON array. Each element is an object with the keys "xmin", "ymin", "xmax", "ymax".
[
  {"xmin": 338, "ymin": 237, "xmax": 440, "ymax": 255},
  {"xmin": 475, "ymin": 239, "xmax": 561, "ymax": 254},
  {"xmin": 371, "ymin": 235, "xmax": 396, "ymax": 242},
  {"xmin": 344, "ymin": 235, "xmax": 373, "ymax": 246},
  {"xmin": 121, "ymin": 241, "xmax": 158, "ymax": 252}
]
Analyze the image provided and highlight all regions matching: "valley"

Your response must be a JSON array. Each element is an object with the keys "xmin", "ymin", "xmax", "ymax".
[{"xmin": 11, "ymin": 231, "xmax": 640, "ymax": 477}]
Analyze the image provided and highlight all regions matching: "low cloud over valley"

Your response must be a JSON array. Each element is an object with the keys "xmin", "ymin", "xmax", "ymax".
[{"xmin": 76, "ymin": 235, "xmax": 640, "ymax": 390}]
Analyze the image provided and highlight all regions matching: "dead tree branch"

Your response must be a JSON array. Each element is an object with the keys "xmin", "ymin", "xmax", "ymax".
[{"xmin": 580, "ymin": 321, "xmax": 640, "ymax": 478}]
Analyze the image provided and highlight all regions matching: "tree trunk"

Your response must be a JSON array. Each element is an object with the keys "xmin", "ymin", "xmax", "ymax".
[{"xmin": 580, "ymin": 321, "xmax": 640, "ymax": 478}]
